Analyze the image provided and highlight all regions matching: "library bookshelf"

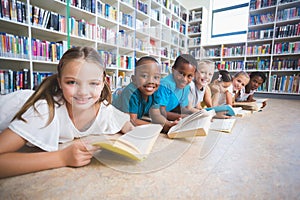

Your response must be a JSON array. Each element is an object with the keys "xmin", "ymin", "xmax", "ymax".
[
  {"xmin": 0, "ymin": 0, "xmax": 189, "ymax": 94},
  {"xmin": 202, "ymin": 0, "xmax": 300, "ymax": 97},
  {"xmin": 187, "ymin": 6, "xmax": 208, "ymax": 60}
]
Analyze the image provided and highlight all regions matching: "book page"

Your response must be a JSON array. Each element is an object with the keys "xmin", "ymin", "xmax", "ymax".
[
  {"xmin": 168, "ymin": 111, "xmax": 215, "ymax": 138},
  {"xmin": 117, "ymin": 124, "xmax": 162, "ymax": 155},
  {"xmin": 210, "ymin": 118, "xmax": 236, "ymax": 133},
  {"xmin": 168, "ymin": 109, "xmax": 209, "ymax": 133}
]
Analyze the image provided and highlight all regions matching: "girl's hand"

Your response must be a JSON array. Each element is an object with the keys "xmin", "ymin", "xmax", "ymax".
[{"xmin": 60, "ymin": 140, "xmax": 98, "ymax": 167}]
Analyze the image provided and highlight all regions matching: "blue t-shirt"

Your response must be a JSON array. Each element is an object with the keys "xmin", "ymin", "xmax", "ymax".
[
  {"xmin": 156, "ymin": 74, "xmax": 190, "ymax": 111},
  {"xmin": 112, "ymin": 82, "xmax": 155, "ymax": 119}
]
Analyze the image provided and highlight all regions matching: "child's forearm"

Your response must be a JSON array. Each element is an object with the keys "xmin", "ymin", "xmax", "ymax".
[
  {"xmin": 0, "ymin": 150, "xmax": 65, "ymax": 178},
  {"xmin": 211, "ymin": 92, "xmax": 220, "ymax": 106}
]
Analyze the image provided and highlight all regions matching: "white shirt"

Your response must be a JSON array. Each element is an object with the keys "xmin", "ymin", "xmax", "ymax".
[
  {"xmin": 0, "ymin": 90, "xmax": 35, "ymax": 132},
  {"xmin": 188, "ymin": 81, "xmax": 205, "ymax": 107},
  {"xmin": 218, "ymin": 84, "xmax": 234, "ymax": 105},
  {"xmin": 236, "ymin": 87, "xmax": 255, "ymax": 101},
  {"xmin": 7, "ymin": 98, "xmax": 129, "ymax": 152}
]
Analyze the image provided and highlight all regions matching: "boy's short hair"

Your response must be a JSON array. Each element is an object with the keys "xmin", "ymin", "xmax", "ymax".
[
  {"xmin": 135, "ymin": 56, "xmax": 159, "ymax": 74},
  {"xmin": 173, "ymin": 54, "xmax": 198, "ymax": 70},
  {"xmin": 250, "ymin": 71, "xmax": 267, "ymax": 83}
]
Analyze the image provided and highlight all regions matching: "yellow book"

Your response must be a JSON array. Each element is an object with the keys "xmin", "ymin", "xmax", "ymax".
[
  {"xmin": 167, "ymin": 110, "xmax": 215, "ymax": 139},
  {"xmin": 210, "ymin": 118, "xmax": 236, "ymax": 133},
  {"xmin": 93, "ymin": 124, "xmax": 163, "ymax": 161}
]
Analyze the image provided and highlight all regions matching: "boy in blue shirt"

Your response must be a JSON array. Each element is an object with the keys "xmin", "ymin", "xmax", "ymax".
[
  {"xmin": 112, "ymin": 56, "xmax": 165, "ymax": 126},
  {"xmin": 156, "ymin": 54, "xmax": 198, "ymax": 121}
]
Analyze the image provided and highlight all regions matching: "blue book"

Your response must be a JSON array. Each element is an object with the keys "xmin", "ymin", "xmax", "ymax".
[{"xmin": 205, "ymin": 104, "xmax": 236, "ymax": 116}]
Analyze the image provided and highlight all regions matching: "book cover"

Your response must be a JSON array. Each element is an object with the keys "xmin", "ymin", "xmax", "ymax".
[{"xmin": 205, "ymin": 104, "xmax": 237, "ymax": 116}]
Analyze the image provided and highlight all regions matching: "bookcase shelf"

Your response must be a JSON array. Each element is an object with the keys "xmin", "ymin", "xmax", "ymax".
[
  {"xmin": 187, "ymin": 7, "xmax": 206, "ymax": 60},
  {"xmin": 201, "ymin": 0, "xmax": 300, "ymax": 97},
  {"xmin": 0, "ymin": 0, "xmax": 188, "ymax": 94}
]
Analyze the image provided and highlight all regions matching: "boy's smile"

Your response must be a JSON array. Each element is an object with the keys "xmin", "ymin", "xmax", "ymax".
[
  {"xmin": 133, "ymin": 62, "xmax": 161, "ymax": 100},
  {"xmin": 172, "ymin": 63, "xmax": 195, "ymax": 89}
]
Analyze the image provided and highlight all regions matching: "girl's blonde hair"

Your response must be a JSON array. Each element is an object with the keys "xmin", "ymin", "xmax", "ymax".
[
  {"xmin": 197, "ymin": 59, "xmax": 215, "ymax": 72},
  {"xmin": 13, "ymin": 46, "xmax": 111, "ymax": 125},
  {"xmin": 234, "ymin": 71, "xmax": 250, "ymax": 80}
]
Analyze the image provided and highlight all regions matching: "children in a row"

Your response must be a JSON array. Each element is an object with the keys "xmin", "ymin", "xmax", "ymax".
[{"xmin": 0, "ymin": 46, "xmax": 266, "ymax": 178}]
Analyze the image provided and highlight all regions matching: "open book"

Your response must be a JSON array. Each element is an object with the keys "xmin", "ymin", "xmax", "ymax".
[
  {"xmin": 210, "ymin": 118, "xmax": 236, "ymax": 133},
  {"xmin": 93, "ymin": 124, "xmax": 163, "ymax": 161},
  {"xmin": 234, "ymin": 98, "xmax": 268, "ymax": 111},
  {"xmin": 167, "ymin": 110, "xmax": 215, "ymax": 138}
]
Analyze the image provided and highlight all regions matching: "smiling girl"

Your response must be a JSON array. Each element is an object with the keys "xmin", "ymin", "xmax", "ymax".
[
  {"xmin": 0, "ymin": 47, "xmax": 133, "ymax": 178},
  {"xmin": 188, "ymin": 60, "xmax": 214, "ymax": 112}
]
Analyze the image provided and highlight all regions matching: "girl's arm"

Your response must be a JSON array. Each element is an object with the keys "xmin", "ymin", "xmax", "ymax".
[
  {"xmin": 203, "ymin": 85, "xmax": 212, "ymax": 108},
  {"xmin": 0, "ymin": 128, "xmax": 98, "ymax": 178},
  {"xmin": 225, "ymin": 90, "xmax": 233, "ymax": 106},
  {"xmin": 210, "ymin": 83, "xmax": 221, "ymax": 106}
]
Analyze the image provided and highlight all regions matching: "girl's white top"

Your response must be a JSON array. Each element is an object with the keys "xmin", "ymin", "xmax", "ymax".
[
  {"xmin": 0, "ymin": 90, "xmax": 129, "ymax": 151},
  {"xmin": 218, "ymin": 84, "xmax": 234, "ymax": 105},
  {"xmin": 188, "ymin": 81, "xmax": 205, "ymax": 107}
]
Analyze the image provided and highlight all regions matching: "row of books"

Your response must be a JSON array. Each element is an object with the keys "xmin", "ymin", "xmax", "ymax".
[
  {"xmin": 189, "ymin": 10, "xmax": 202, "ymax": 22},
  {"xmin": 59, "ymin": 0, "xmax": 96, "ymax": 14},
  {"xmin": 98, "ymin": 26, "xmax": 117, "ymax": 45},
  {"xmin": 0, "ymin": 69, "xmax": 29, "ymax": 94},
  {"xmin": 274, "ymin": 41, "xmax": 300, "ymax": 54},
  {"xmin": 247, "ymin": 44, "xmax": 271, "ymax": 55},
  {"xmin": 272, "ymin": 58, "xmax": 300, "ymax": 70},
  {"xmin": 249, "ymin": 0, "xmax": 277, "ymax": 10},
  {"xmin": 31, "ymin": 39, "xmax": 68, "ymax": 62},
  {"xmin": 98, "ymin": 50, "xmax": 116, "ymax": 68},
  {"xmin": 31, "ymin": 6, "xmax": 66, "ymax": 32},
  {"xmin": 222, "ymin": 45, "xmax": 245, "ymax": 57},
  {"xmin": 189, "ymin": 48, "xmax": 201, "ymax": 59},
  {"xmin": 150, "ymin": 9, "xmax": 160, "ymax": 21},
  {"xmin": 205, "ymin": 48, "xmax": 221, "ymax": 57},
  {"xmin": 161, "ymin": 12, "xmax": 172, "ymax": 27},
  {"xmin": 248, "ymin": 28, "xmax": 274, "ymax": 40},
  {"xmin": 0, "ymin": 33, "xmax": 29, "ymax": 59},
  {"xmin": 275, "ymin": 23, "xmax": 300, "ymax": 38},
  {"xmin": 216, "ymin": 61, "xmax": 244, "ymax": 71},
  {"xmin": 118, "ymin": 31, "xmax": 134, "ymax": 49},
  {"xmin": 97, "ymin": 1, "xmax": 118, "ymax": 21},
  {"xmin": 276, "ymin": 7, "xmax": 300, "ymax": 21},
  {"xmin": 136, "ymin": 0, "xmax": 147, "ymax": 15},
  {"xmin": 246, "ymin": 59, "xmax": 270, "ymax": 70},
  {"xmin": 188, "ymin": 37, "xmax": 201, "ymax": 47},
  {"xmin": 188, "ymin": 24, "xmax": 201, "ymax": 34},
  {"xmin": 249, "ymin": 13, "xmax": 275, "ymax": 25},
  {"xmin": 0, "ymin": 0, "xmax": 27, "ymax": 23},
  {"xmin": 270, "ymin": 74, "xmax": 300, "ymax": 93},
  {"xmin": 119, "ymin": 12, "xmax": 134, "ymax": 28},
  {"xmin": 116, "ymin": 55, "xmax": 134, "ymax": 70}
]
